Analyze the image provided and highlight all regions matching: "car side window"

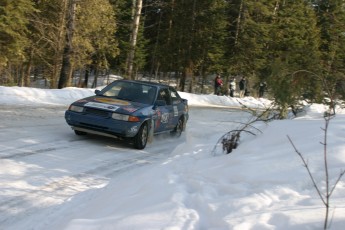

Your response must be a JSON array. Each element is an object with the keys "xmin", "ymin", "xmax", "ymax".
[
  {"xmin": 157, "ymin": 88, "xmax": 172, "ymax": 105},
  {"xmin": 169, "ymin": 87, "xmax": 181, "ymax": 104}
]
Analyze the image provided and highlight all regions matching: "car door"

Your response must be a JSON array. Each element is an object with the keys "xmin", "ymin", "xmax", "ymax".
[
  {"xmin": 154, "ymin": 88, "xmax": 174, "ymax": 133},
  {"xmin": 168, "ymin": 86, "xmax": 183, "ymax": 128}
]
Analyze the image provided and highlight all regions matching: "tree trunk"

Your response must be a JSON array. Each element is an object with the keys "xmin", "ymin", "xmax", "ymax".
[
  {"xmin": 23, "ymin": 48, "xmax": 34, "ymax": 87},
  {"xmin": 83, "ymin": 67, "xmax": 89, "ymax": 88},
  {"xmin": 149, "ymin": 9, "xmax": 163, "ymax": 78},
  {"xmin": 180, "ymin": 69, "xmax": 186, "ymax": 92},
  {"xmin": 58, "ymin": 0, "xmax": 76, "ymax": 89},
  {"xmin": 23, "ymin": 61, "xmax": 32, "ymax": 87},
  {"xmin": 51, "ymin": 0, "xmax": 68, "ymax": 89},
  {"xmin": 234, "ymin": 0, "xmax": 244, "ymax": 46},
  {"xmin": 18, "ymin": 64, "xmax": 24, "ymax": 87},
  {"xmin": 92, "ymin": 67, "xmax": 99, "ymax": 88},
  {"xmin": 126, "ymin": 0, "xmax": 143, "ymax": 80},
  {"xmin": 183, "ymin": 0, "xmax": 196, "ymax": 93}
]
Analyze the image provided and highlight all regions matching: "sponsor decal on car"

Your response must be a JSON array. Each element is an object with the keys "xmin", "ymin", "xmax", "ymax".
[
  {"xmin": 85, "ymin": 102, "xmax": 119, "ymax": 111},
  {"xmin": 122, "ymin": 106, "xmax": 139, "ymax": 113},
  {"xmin": 155, "ymin": 110, "xmax": 161, "ymax": 128},
  {"xmin": 94, "ymin": 97, "xmax": 130, "ymax": 105},
  {"xmin": 77, "ymin": 99, "xmax": 89, "ymax": 103}
]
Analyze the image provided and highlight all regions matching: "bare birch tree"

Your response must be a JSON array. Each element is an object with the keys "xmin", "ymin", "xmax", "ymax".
[{"xmin": 126, "ymin": 0, "xmax": 143, "ymax": 80}]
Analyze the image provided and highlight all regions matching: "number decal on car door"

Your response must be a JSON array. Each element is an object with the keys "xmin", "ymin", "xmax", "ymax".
[
  {"xmin": 173, "ymin": 106, "xmax": 178, "ymax": 116},
  {"xmin": 161, "ymin": 113, "xmax": 169, "ymax": 123}
]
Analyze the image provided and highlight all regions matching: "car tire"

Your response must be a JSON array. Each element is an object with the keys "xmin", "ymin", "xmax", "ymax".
[
  {"xmin": 74, "ymin": 130, "xmax": 87, "ymax": 135},
  {"xmin": 133, "ymin": 122, "xmax": 148, "ymax": 149},
  {"xmin": 171, "ymin": 117, "xmax": 184, "ymax": 137}
]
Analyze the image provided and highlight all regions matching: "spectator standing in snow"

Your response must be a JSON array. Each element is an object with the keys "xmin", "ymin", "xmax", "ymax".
[
  {"xmin": 214, "ymin": 75, "xmax": 223, "ymax": 96},
  {"xmin": 258, "ymin": 81, "xmax": 267, "ymax": 98},
  {"xmin": 239, "ymin": 77, "xmax": 247, "ymax": 98},
  {"xmin": 229, "ymin": 77, "xmax": 236, "ymax": 97}
]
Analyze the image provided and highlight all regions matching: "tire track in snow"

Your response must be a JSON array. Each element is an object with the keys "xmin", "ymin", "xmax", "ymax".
[
  {"xmin": 0, "ymin": 148, "xmax": 170, "ymax": 227},
  {"xmin": 0, "ymin": 136, "xmax": 94, "ymax": 160},
  {"xmin": 0, "ymin": 104, "xmax": 184, "ymax": 228}
]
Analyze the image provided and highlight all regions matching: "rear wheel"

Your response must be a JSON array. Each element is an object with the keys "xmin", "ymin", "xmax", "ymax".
[
  {"xmin": 171, "ymin": 117, "xmax": 184, "ymax": 137},
  {"xmin": 133, "ymin": 123, "xmax": 148, "ymax": 149}
]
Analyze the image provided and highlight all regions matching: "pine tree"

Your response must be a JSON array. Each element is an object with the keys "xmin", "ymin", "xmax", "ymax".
[
  {"xmin": 144, "ymin": 0, "xmax": 228, "ymax": 92},
  {"xmin": 24, "ymin": 0, "xmax": 70, "ymax": 88},
  {"xmin": 267, "ymin": 0, "xmax": 322, "ymax": 117},
  {"xmin": 107, "ymin": 0, "xmax": 151, "ymax": 80},
  {"xmin": 225, "ymin": 0, "xmax": 275, "ymax": 80},
  {"xmin": 72, "ymin": 0, "xmax": 118, "ymax": 87},
  {"xmin": 313, "ymin": 0, "xmax": 345, "ymax": 105},
  {"xmin": 0, "ymin": 0, "xmax": 35, "ymax": 84}
]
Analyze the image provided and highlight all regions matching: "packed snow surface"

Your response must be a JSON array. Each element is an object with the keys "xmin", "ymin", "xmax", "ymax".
[{"xmin": 0, "ymin": 85, "xmax": 344, "ymax": 230}]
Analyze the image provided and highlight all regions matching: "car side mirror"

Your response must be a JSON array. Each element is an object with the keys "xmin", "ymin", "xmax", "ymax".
[{"xmin": 95, "ymin": 89, "xmax": 102, "ymax": 95}]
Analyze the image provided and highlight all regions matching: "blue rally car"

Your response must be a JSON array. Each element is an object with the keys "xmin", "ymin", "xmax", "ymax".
[{"xmin": 65, "ymin": 80, "xmax": 189, "ymax": 149}]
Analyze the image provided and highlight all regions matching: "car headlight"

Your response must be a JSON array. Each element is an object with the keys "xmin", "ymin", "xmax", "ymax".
[
  {"xmin": 112, "ymin": 113, "xmax": 140, "ymax": 122},
  {"xmin": 69, "ymin": 105, "xmax": 84, "ymax": 113}
]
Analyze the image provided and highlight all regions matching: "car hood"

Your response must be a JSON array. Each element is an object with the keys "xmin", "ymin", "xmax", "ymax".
[{"xmin": 73, "ymin": 96, "xmax": 149, "ymax": 114}]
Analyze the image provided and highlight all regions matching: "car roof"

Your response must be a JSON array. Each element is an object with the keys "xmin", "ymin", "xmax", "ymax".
[
  {"xmin": 117, "ymin": 79, "xmax": 171, "ymax": 88},
  {"xmin": 116, "ymin": 79, "xmax": 173, "ymax": 88}
]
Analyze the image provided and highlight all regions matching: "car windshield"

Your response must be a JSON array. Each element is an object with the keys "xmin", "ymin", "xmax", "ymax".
[{"xmin": 101, "ymin": 81, "xmax": 157, "ymax": 105}]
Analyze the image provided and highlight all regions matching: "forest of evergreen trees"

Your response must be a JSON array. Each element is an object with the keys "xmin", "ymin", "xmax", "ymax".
[{"xmin": 0, "ymin": 0, "xmax": 344, "ymax": 117}]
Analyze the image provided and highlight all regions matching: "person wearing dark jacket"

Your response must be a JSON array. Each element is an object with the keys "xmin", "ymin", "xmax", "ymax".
[
  {"xmin": 259, "ymin": 81, "xmax": 267, "ymax": 98},
  {"xmin": 239, "ymin": 77, "xmax": 247, "ymax": 98}
]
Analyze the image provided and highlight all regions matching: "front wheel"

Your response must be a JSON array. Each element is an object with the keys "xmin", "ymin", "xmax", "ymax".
[
  {"xmin": 74, "ymin": 130, "xmax": 87, "ymax": 135},
  {"xmin": 133, "ymin": 123, "xmax": 148, "ymax": 149}
]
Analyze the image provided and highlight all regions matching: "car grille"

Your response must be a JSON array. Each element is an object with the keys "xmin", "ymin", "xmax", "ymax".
[
  {"xmin": 80, "ymin": 122, "xmax": 109, "ymax": 130},
  {"xmin": 84, "ymin": 108, "xmax": 110, "ymax": 118}
]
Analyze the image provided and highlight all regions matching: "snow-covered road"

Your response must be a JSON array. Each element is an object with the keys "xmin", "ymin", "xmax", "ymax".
[
  {"xmin": 1, "ymin": 86, "xmax": 345, "ymax": 229},
  {"xmin": 0, "ymin": 104, "xmax": 248, "ymax": 229}
]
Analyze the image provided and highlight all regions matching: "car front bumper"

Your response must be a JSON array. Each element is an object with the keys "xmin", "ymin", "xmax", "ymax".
[{"xmin": 65, "ymin": 110, "xmax": 141, "ymax": 138}]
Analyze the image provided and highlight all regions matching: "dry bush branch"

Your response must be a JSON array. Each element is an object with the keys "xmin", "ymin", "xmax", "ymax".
[
  {"xmin": 212, "ymin": 104, "xmax": 277, "ymax": 156},
  {"xmin": 288, "ymin": 114, "xmax": 345, "ymax": 230}
]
